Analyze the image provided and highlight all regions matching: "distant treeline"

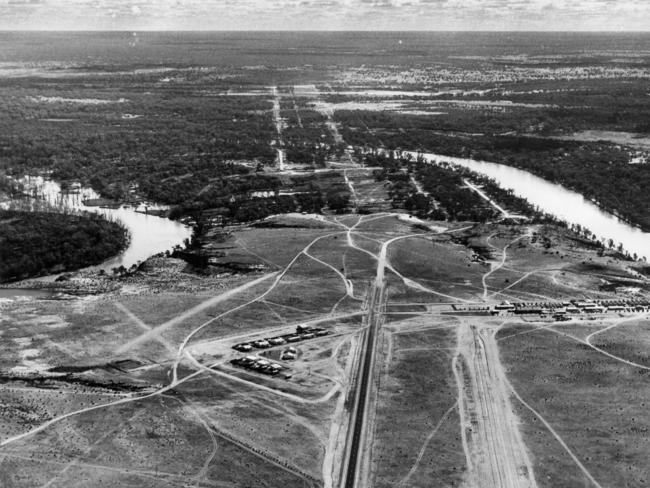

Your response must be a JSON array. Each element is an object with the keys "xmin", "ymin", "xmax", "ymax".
[
  {"xmin": 0, "ymin": 210, "xmax": 128, "ymax": 282},
  {"xmin": 0, "ymin": 94, "xmax": 277, "ymax": 209}
]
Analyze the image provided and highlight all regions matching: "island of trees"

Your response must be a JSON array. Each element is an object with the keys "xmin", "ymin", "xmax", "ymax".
[{"xmin": 0, "ymin": 209, "xmax": 128, "ymax": 283}]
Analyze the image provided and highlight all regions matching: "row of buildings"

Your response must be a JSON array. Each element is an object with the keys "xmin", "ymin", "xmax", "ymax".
[
  {"xmin": 233, "ymin": 325, "xmax": 330, "ymax": 352},
  {"xmin": 452, "ymin": 298, "xmax": 650, "ymax": 319}
]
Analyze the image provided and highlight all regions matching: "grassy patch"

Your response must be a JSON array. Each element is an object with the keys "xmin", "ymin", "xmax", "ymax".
[
  {"xmin": 499, "ymin": 326, "xmax": 650, "ymax": 488},
  {"xmin": 591, "ymin": 319, "xmax": 650, "ymax": 368},
  {"xmin": 371, "ymin": 326, "xmax": 465, "ymax": 487}
]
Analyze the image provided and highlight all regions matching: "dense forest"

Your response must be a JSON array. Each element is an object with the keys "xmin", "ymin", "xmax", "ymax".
[
  {"xmin": 280, "ymin": 98, "xmax": 342, "ymax": 167},
  {"xmin": 171, "ymin": 170, "xmax": 351, "ymax": 226},
  {"xmin": 0, "ymin": 91, "xmax": 277, "ymax": 208},
  {"xmin": 0, "ymin": 210, "xmax": 128, "ymax": 282},
  {"xmin": 369, "ymin": 153, "xmax": 497, "ymax": 221}
]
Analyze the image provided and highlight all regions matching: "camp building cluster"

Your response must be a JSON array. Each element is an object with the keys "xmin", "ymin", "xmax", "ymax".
[{"xmin": 452, "ymin": 298, "xmax": 650, "ymax": 320}]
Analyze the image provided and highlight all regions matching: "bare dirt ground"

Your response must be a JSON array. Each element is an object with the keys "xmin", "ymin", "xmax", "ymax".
[{"xmin": 454, "ymin": 320, "xmax": 538, "ymax": 488}]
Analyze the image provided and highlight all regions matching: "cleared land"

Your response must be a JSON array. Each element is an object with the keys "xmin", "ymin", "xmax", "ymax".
[{"xmin": 1, "ymin": 215, "xmax": 649, "ymax": 488}]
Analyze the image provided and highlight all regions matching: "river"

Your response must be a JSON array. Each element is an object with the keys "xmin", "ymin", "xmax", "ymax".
[
  {"xmin": 18, "ymin": 176, "xmax": 193, "ymax": 273},
  {"xmin": 405, "ymin": 151, "xmax": 650, "ymax": 261}
]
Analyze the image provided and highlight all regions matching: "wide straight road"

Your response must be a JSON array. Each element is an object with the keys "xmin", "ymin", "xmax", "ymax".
[{"xmin": 342, "ymin": 239, "xmax": 388, "ymax": 488}]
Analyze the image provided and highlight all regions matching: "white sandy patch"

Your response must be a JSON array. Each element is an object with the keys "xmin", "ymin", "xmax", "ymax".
[
  {"xmin": 293, "ymin": 84, "xmax": 318, "ymax": 97},
  {"xmin": 433, "ymin": 99, "xmax": 559, "ymax": 109},
  {"xmin": 34, "ymin": 315, "xmax": 69, "ymax": 329},
  {"xmin": 20, "ymin": 348, "xmax": 39, "ymax": 358},
  {"xmin": 311, "ymin": 99, "xmax": 446, "ymax": 115},
  {"xmin": 28, "ymin": 96, "xmax": 127, "ymax": 105},
  {"xmin": 313, "ymin": 100, "xmax": 401, "ymax": 112},
  {"xmin": 630, "ymin": 155, "xmax": 648, "ymax": 164},
  {"xmin": 0, "ymin": 62, "xmax": 180, "ymax": 79},
  {"xmin": 337, "ymin": 89, "xmax": 495, "ymax": 97},
  {"xmin": 398, "ymin": 110, "xmax": 447, "ymax": 116},
  {"xmin": 313, "ymin": 97, "xmax": 550, "ymax": 114},
  {"xmin": 301, "ymin": 88, "xmax": 494, "ymax": 98},
  {"xmin": 266, "ymin": 212, "xmax": 331, "ymax": 224},
  {"xmin": 120, "ymin": 284, "xmax": 149, "ymax": 295},
  {"xmin": 620, "ymin": 287, "xmax": 641, "ymax": 294},
  {"xmin": 10, "ymin": 315, "xmax": 69, "ymax": 330},
  {"xmin": 397, "ymin": 214, "xmax": 447, "ymax": 232},
  {"xmin": 11, "ymin": 347, "xmax": 51, "ymax": 374}
]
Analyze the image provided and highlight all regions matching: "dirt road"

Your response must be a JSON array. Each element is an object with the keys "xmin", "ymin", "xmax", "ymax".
[
  {"xmin": 271, "ymin": 86, "xmax": 286, "ymax": 170},
  {"xmin": 463, "ymin": 178, "xmax": 510, "ymax": 218},
  {"xmin": 455, "ymin": 321, "xmax": 538, "ymax": 488},
  {"xmin": 340, "ymin": 219, "xmax": 403, "ymax": 488}
]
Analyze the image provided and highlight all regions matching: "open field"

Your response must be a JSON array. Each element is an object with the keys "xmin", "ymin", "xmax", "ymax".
[
  {"xmin": 590, "ymin": 319, "xmax": 650, "ymax": 367},
  {"xmin": 498, "ymin": 323, "xmax": 650, "ymax": 488},
  {"xmin": 370, "ymin": 319, "xmax": 465, "ymax": 488}
]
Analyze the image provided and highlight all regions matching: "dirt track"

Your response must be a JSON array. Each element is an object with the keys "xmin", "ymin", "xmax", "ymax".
[{"xmin": 455, "ymin": 321, "xmax": 538, "ymax": 488}]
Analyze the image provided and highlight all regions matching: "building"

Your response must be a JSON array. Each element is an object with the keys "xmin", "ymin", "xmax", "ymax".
[
  {"xmin": 608, "ymin": 305, "xmax": 626, "ymax": 312},
  {"xmin": 495, "ymin": 301, "xmax": 515, "ymax": 311}
]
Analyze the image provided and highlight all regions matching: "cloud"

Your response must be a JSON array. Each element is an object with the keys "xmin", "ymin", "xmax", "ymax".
[{"xmin": 0, "ymin": 0, "xmax": 647, "ymax": 30}]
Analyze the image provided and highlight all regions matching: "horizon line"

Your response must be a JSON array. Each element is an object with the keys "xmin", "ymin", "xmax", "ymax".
[{"xmin": 1, "ymin": 29, "xmax": 650, "ymax": 33}]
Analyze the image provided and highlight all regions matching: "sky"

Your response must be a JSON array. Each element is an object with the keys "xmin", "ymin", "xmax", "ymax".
[{"xmin": 0, "ymin": 0, "xmax": 649, "ymax": 31}]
